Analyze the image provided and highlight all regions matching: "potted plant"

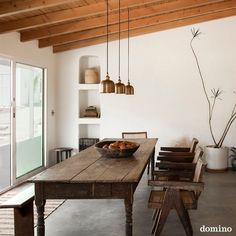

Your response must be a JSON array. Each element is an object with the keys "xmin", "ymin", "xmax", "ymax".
[
  {"xmin": 190, "ymin": 28, "xmax": 236, "ymax": 172},
  {"xmin": 229, "ymin": 147, "xmax": 236, "ymax": 171}
]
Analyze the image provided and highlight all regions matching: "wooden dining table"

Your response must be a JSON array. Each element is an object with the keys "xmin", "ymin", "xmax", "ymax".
[{"xmin": 30, "ymin": 138, "xmax": 157, "ymax": 236}]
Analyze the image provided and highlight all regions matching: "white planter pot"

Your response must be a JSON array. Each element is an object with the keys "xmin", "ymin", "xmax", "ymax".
[{"xmin": 205, "ymin": 146, "xmax": 229, "ymax": 172}]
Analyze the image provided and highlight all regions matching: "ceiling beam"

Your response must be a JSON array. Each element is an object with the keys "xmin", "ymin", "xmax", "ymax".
[
  {"xmin": 20, "ymin": 0, "xmax": 223, "ymax": 42},
  {"xmin": 0, "ymin": 1, "xmax": 105, "ymax": 33},
  {"xmin": 53, "ymin": 7, "xmax": 236, "ymax": 53},
  {"xmin": 0, "ymin": 0, "xmax": 83, "ymax": 17},
  {"xmin": 39, "ymin": 0, "xmax": 236, "ymax": 48},
  {"xmin": 0, "ymin": 0, "xmax": 161, "ymax": 33}
]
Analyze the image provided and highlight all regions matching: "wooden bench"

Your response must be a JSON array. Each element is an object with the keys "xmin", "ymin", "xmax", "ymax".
[{"xmin": 0, "ymin": 184, "xmax": 34, "ymax": 236}]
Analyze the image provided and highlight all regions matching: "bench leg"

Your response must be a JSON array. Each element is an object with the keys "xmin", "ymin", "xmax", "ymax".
[
  {"xmin": 56, "ymin": 152, "xmax": 60, "ymax": 163},
  {"xmin": 14, "ymin": 200, "xmax": 34, "ymax": 236}
]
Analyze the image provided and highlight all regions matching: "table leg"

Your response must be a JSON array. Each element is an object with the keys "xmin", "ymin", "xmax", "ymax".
[
  {"xmin": 35, "ymin": 198, "xmax": 46, "ymax": 236},
  {"xmin": 124, "ymin": 197, "xmax": 133, "ymax": 236}
]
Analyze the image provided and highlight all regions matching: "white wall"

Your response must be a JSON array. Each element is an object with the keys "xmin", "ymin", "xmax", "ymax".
[
  {"xmin": 56, "ymin": 16, "xmax": 236, "ymax": 151},
  {"xmin": 0, "ymin": 32, "xmax": 56, "ymax": 165}
]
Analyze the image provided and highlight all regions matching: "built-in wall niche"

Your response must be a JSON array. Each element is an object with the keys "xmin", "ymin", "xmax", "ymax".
[
  {"xmin": 78, "ymin": 55, "xmax": 101, "ymax": 151},
  {"xmin": 79, "ymin": 124, "xmax": 100, "ymax": 139},
  {"xmin": 79, "ymin": 56, "xmax": 100, "ymax": 84},
  {"xmin": 78, "ymin": 89, "xmax": 100, "ymax": 118}
]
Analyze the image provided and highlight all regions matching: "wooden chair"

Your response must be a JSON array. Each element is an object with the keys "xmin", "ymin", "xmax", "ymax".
[
  {"xmin": 157, "ymin": 138, "xmax": 199, "ymax": 163},
  {"xmin": 122, "ymin": 132, "xmax": 150, "ymax": 174},
  {"xmin": 154, "ymin": 147, "xmax": 203, "ymax": 181},
  {"xmin": 122, "ymin": 131, "xmax": 147, "ymax": 139},
  {"xmin": 148, "ymin": 158, "xmax": 205, "ymax": 236},
  {"xmin": 160, "ymin": 138, "xmax": 198, "ymax": 153}
]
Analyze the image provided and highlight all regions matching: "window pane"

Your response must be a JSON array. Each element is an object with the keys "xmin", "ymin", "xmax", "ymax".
[
  {"xmin": 0, "ymin": 58, "xmax": 11, "ymax": 191},
  {"xmin": 16, "ymin": 63, "xmax": 43, "ymax": 178}
]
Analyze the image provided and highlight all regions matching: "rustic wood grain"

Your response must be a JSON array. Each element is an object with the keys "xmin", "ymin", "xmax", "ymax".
[
  {"xmin": 148, "ymin": 158, "xmax": 205, "ymax": 236},
  {"xmin": 0, "ymin": 185, "xmax": 34, "ymax": 236},
  {"xmin": 31, "ymin": 138, "xmax": 157, "ymax": 236},
  {"xmin": 54, "ymin": 6, "xmax": 236, "ymax": 52},
  {"xmin": 39, "ymin": 0, "xmax": 236, "ymax": 48},
  {"xmin": 1, "ymin": 0, "xmax": 236, "ymax": 52}
]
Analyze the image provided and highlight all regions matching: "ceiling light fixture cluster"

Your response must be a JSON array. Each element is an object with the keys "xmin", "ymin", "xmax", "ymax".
[
  {"xmin": 100, "ymin": 0, "xmax": 115, "ymax": 93},
  {"xmin": 100, "ymin": 0, "xmax": 134, "ymax": 95}
]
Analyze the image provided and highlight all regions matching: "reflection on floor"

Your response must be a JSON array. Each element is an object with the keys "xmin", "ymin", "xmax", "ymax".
[{"xmin": 41, "ymin": 170, "xmax": 236, "ymax": 236}]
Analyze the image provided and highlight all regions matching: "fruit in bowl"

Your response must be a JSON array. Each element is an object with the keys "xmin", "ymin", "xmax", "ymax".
[
  {"xmin": 103, "ymin": 141, "xmax": 137, "ymax": 150},
  {"xmin": 95, "ymin": 140, "xmax": 140, "ymax": 158}
]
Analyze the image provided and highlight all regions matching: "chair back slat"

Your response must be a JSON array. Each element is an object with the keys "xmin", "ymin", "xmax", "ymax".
[
  {"xmin": 192, "ymin": 147, "xmax": 203, "ymax": 164},
  {"xmin": 189, "ymin": 138, "xmax": 199, "ymax": 153},
  {"xmin": 193, "ymin": 158, "xmax": 204, "ymax": 183},
  {"xmin": 122, "ymin": 132, "xmax": 147, "ymax": 139}
]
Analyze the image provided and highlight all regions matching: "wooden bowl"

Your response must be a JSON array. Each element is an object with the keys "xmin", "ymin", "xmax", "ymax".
[{"xmin": 95, "ymin": 140, "xmax": 140, "ymax": 158}]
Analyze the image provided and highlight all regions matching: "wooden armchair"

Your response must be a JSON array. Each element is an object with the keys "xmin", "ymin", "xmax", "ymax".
[
  {"xmin": 157, "ymin": 138, "xmax": 199, "ymax": 163},
  {"xmin": 122, "ymin": 131, "xmax": 150, "ymax": 174},
  {"xmin": 160, "ymin": 138, "xmax": 198, "ymax": 152},
  {"xmin": 154, "ymin": 147, "xmax": 203, "ymax": 180},
  {"xmin": 148, "ymin": 158, "xmax": 205, "ymax": 236}
]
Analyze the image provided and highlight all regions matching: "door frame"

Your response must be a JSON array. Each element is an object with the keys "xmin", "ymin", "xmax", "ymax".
[{"xmin": 0, "ymin": 54, "xmax": 47, "ymax": 187}]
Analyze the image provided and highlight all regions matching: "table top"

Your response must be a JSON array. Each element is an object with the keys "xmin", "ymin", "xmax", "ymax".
[{"xmin": 30, "ymin": 138, "xmax": 157, "ymax": 184}]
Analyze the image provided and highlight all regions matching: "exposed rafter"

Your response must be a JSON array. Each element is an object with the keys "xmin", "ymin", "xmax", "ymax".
[
  {"xmin": 0, "ymin": 2, "xmax": 105, "ymax": 33},
  {"xmin": 0, "ymin": 0, "xmax": 83, "ymax": 17},
  {"xmin": 53, "ymin": 7, "xmax": 236, "ymax": 53},
  {"xmin": 0, "ymin": 0, "xmax": 161, "ymax": 33},
  {"xmin": 0, "ymin": 0, "xmax": 236, "ymax": 53},
  {"xmin": 22, "ymin": 0, "xmax": 223, "ymax": 42},
  {"xmin": 39, "ymin": 0, "xmax": 236, "ymax": 48}
]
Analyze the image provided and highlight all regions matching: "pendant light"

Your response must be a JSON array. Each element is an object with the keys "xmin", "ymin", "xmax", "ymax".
[
  {"xmin": 115, "ymin": 0, "xmax": 125, "ymax": 94},
  {"xmin": 125, "ymin": 8, "xmax": 134, "ymax": 95},
  {"xmin": 100, "ymin": 0, "xmax": 115, "ymax": 93}
]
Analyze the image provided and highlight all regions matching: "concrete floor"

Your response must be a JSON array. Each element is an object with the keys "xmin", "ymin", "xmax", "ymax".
[{"xmin": 42, "ymin": 170, "xmax": 236, "ymax": 236}]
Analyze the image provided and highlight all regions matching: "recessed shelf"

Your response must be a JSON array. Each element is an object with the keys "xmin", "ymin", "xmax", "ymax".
[
  {"xmin": 78, "ymin": 124, "xmax": 100, "ymax": 139},
  {"xmin": 78, "ymin": 90, "xmax": 100, "ymax": 118},
  {"xmin": 78, "ymin": 84, "xmax": 100, "ymax": 90},
  {"xmin": 78, "ymin": 55, "xmax": 101, "ymax": 151},
  {"xmin": 79, "ymin": 56, "xmax": 100, "ymax": 84},
  {"xmin": 78, "ymin": 118, "xmax": 101, "ymax": 124}
]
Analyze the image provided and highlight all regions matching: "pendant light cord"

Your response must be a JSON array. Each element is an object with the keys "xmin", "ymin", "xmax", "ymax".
[
  {"xmin": 128, "ymin": 8, "xmax": 130, "ymax": 82},
  {"xmin": 118, "ymin": 0, "xmax": 121, "ymax": 80},
  {"xmin": 106, "ymin": 0, "xmax": 109, "ymax": 75}
]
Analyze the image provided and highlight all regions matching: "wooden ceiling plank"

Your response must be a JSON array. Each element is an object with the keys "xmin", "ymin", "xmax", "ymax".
[
  {"xmin": 0, "ymin": 0, "xmax": 163, "ymax": 33},
  {"xmin": 39, "ymin": 0, "xmax": 236, "ymax": 47},
  {"xmin": 53, "ymin": 8, "xmax": 236, "ymax": 53},
  {"xmin": 0, "ymin": 1, "xmax": 105, "ymax": 33},
  {"xmin": 20, "ymin": 0, "xmax": 224, "ymax": 41},
  {"xmin": 0, "ymin": 0, "xmax": 83, "ymax": 17}
]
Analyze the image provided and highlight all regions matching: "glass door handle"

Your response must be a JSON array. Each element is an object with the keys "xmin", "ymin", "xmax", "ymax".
[
  {"xmin": 11, "ymin": 99, "xmax": 15, "ymax": 118},
  {"xmin": 12, "ymin": 107, "xmax": 15, "ymax": 118}
]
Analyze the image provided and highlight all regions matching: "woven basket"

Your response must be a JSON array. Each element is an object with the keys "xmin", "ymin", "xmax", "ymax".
[{"xmin": 85, "ymin": 69, "xmax": 98, "ymax": 84}]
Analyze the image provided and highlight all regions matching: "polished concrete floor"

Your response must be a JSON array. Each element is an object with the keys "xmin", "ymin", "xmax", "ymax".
[{"xmin": 42, "ymin": 170, "xmax": 236, "ymax": 236}]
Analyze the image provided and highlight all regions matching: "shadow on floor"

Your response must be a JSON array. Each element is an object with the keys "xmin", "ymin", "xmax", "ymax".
[{"xmin": 40, "ymin": 170, "xmax": 236, "ymax": 236}]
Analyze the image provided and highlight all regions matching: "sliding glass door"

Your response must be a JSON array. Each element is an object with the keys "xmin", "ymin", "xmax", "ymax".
[
  {"xmin": 0, "ymin": 58, "xmax": 11, "ymax": 191},
  {"xmin": 15, "ymin": 63, "xmax": 44, "ymax": 178},
  {"xmin": 0, "ymin": 57, "xmax": 45, "ymax": 192}
]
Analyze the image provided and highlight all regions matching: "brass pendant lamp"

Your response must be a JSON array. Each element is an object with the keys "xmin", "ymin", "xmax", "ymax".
[
  {"xmin": 115, "ymin": 0, "xmax": 125, "ymax": 94},
  {"xmin": 100, "ymin": 0, "xmax": 115, "ymax": 93},
  {"xmin": 125, "ymin": 8, "xmax": 134, "ymax": 95}
]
